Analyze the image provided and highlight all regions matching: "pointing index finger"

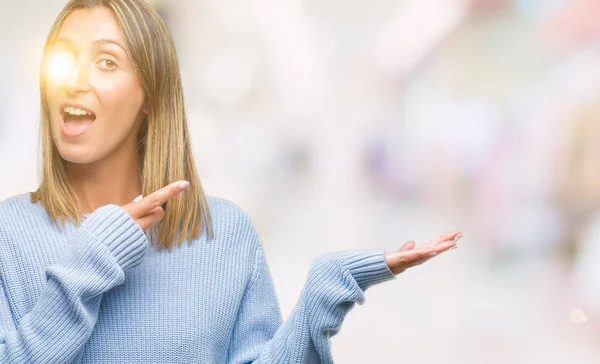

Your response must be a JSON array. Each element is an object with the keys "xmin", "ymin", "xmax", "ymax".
[{"xmin": 134, "ymin": 181, "xmax": 190, "ymax": 215}]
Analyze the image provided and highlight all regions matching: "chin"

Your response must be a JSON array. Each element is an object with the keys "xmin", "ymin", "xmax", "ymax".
[{"xmin": 56, "ymin": 144, "xmax": 101, "ymax": 165}]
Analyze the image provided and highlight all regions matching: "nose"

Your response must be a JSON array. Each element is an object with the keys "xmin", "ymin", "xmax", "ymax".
[{"xmin": 66, "ymin": 62, "xmax": 91, "ymax": 95}]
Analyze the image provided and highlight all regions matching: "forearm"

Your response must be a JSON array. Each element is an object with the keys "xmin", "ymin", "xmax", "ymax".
[
  {"xmin": 230, "ymin": 250, "xmax": 395, "ymax": 364},
  {"xmin": 0, "ymin": 205, "xmax": 147, "ymax": 363}
]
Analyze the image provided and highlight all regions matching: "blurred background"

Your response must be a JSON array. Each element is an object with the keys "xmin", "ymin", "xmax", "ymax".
[{"xmin": 2, "ymin": 0, "xmax": 600, "ymax": 362}]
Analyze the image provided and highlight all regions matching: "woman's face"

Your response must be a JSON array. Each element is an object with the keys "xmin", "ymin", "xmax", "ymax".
[{"xmin": 45, "ymin": 7, "xmax": 146, "ymax": 165}]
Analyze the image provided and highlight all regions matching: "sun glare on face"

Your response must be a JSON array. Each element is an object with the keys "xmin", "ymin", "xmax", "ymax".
[{"xmin": 46, "ymin": 51, "xmax": 76, "ymax": 84}]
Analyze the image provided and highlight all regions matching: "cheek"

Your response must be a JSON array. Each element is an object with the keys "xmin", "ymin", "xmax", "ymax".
[
  {"xmin": 44, "ymin": 85, "xmax": 62, "ymax": 134},
  {"xmin": 93, "ymin": 72, "xmax": 145, "ymax": 123},
  {"xmin": 91, "ymin": 71, "xmax": 120, "ymax": 94},
  {"xmin": 44, "ymin": 81, "xmax": 60, "ymax": 111}
]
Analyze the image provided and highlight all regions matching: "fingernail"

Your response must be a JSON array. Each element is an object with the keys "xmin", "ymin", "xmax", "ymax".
[
  {"xmin": 429, "ymin": 252, "xmax": 438, "ymax": 257},
  {"xmin": 453, "ymin": 234, "xmax": 463, "ymax": 243},
  {"xmin": 179, "ymin": 181, "xmax": 190, "ymax": 190},
  {"xmin": 133, "ymin": 195, "xmax": 143, "ymax": 202}
]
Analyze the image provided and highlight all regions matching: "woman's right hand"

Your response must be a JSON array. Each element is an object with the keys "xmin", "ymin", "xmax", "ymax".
[{"xmin": 121, "ymin": 180, "xmax": 190, "ymax": 231}]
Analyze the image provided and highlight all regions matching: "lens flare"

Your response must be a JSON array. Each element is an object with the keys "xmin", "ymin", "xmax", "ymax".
[{"xmin": 46, "ymin": 52, "xmax": 76, "ymax": 83}]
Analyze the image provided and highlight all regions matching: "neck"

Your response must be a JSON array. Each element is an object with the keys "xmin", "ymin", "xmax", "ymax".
[{"xmin": 66, "ymin": 149, "xmax": 141, "ymax": 214}]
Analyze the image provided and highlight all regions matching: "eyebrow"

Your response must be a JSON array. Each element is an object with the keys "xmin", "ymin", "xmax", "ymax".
[
  {"xmin": 95, "ymin": 38, "xmax": 125, "ymax": 50},
  {"xmin": 54, "ymin": 37, "xmax": 125, "ymax": 51}
]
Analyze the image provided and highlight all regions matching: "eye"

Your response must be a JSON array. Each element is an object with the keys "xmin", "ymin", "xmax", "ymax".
[{"xmin": 98, "ymin": 59, "xmax": 117, "ymax": 70}]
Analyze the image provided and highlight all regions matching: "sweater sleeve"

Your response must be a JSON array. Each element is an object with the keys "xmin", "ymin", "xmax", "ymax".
[
  {"xmin": 0, "ymin": 204, "xmax": 148, "ymax": 364},
  {"xmin": 227, "ymin": 240, "xmax": 396, "ymax": 363}
]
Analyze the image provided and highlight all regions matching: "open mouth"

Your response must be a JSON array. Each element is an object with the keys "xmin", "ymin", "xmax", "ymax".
[{"xmin": 60, "ymin": 104, "xmax": 97, "ymax": 137}]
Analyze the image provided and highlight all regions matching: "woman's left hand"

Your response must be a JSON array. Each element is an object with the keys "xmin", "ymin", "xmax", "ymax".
[{"xmin": 385, "ymin": 230, "xmax": 462, "ymax": 275}]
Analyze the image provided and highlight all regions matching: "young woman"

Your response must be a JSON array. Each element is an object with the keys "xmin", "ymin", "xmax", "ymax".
[{"xmin": 0, "ymin": 0, "xmax": 461, "ymax": 362}]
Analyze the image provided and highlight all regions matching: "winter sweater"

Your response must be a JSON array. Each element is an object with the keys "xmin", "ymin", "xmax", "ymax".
[{"xmin": 0, "ymin": 193, "xmax": 396, "ymax": 363}]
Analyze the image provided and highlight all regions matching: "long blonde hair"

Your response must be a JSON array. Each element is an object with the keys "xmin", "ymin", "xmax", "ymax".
[{"xmin": 31, "ymin": 0, "xmax": 213, "ymax": 250}]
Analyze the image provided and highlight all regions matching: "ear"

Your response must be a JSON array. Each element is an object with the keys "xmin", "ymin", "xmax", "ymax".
[{"xmin": 142, "ymin": 100, "xmax": 148, "ymax": 115}]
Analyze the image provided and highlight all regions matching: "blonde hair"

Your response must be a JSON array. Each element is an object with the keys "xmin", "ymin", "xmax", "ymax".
[{"xmin": 32, "ymin": 0, "xmax": 213, "ymax": 250}]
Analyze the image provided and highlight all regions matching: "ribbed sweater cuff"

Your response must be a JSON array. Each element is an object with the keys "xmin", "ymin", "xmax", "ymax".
[
  {"xmin": 343, "ymin": 250, "xmax": 396, "ymax": 292},
  {"xmin": 79, "ymin": 204, "xmax": 148, "ymax": 270}
]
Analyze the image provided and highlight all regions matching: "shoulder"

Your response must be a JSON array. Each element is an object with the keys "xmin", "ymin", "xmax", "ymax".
[
  {"xmin": 0, "ymin": 193, "xmax": 44, "ymax": 226},
  {"xmin": 205, "ymin": 195, "xmax": 251, "ymax": 221},
  {"xmin": 204, "ymin": 195, "xmax": 262, "ymax": 248},
  {"xmin": 0, "ymin": 192, "xmax": 34, "ymax": 209},
  {"xmin": 0, "ymin": 192, "xmax": 50, "ymax": 246}
]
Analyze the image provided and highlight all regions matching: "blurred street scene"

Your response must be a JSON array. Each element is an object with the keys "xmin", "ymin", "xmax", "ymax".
[{"xmin": 2, "ymin": 0, "xmax": 600, "ymax": 362}]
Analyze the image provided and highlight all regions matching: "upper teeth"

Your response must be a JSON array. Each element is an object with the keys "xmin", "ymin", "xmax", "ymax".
[{"xmin": 64, "ymin": 107, "xmax": 91, "ymax": 116}]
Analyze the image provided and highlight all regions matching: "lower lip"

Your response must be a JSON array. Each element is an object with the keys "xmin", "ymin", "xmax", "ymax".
[{"xmin": 60, "ymin": 114, "xmax": 94, "ymax": 138}]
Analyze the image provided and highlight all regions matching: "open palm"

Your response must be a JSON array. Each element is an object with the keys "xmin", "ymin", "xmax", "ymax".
[{"xmin": 385, "ymin": 230, "xmax": 462, "ymax": 275}]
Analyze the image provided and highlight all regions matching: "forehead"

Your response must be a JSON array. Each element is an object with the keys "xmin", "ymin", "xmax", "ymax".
[{"xmin": 57, "ymin": 7, "xmax": 122, "ymax": 44}]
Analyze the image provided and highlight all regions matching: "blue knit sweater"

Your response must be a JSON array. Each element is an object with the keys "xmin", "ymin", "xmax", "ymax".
[{"xmin": 0, "ymin": 193, "xmax": 396, "ymax": 363}]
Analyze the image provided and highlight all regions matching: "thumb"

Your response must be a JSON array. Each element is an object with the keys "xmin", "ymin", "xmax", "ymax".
[{"xmin": 399, "ymin": 240, "xmax": 416, "ymax": 252}]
